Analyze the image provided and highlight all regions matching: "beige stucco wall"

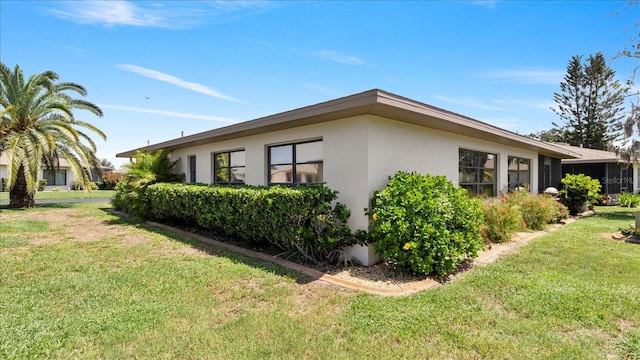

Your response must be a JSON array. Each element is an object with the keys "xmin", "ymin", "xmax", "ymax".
[
  {"xmin": 168, "ymin": 114, "xmax": 543, "ymax": 265},
  {"xmin": 0, "ymin": 165, "xmax": 75, "ymax": 191}
]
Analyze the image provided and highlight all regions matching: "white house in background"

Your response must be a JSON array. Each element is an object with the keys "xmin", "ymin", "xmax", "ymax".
[
  {"xmin": 117, "ymin": 89, "xmax": 580, "ymax": 265},
  {"xmin": 0, "ymin": 153, "xmax": 77, "ymax": 191}
]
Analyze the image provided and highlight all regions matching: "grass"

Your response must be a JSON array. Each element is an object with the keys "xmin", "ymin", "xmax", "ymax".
[
  {"xmin": 0, "ymin": 190, "xmax": 114, "ymax": 201},
  {"xmin": 0, "ymin": 203, "xmax": 638, "ymax": 359}
]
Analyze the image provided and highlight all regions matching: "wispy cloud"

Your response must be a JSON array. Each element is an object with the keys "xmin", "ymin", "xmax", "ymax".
[
  {"xmin": 482, "ymin": 69, "xmax": 565, "ymax": 84},
  {"xmin": 434, "ymin": 95, "xmax": 507, "ymax": 112},
  {"xmin": 100, "ymin": 104, "xmax": 238, "ymax": 123},
  {"xmin": 491, "ymin": 98, "xmax": 556, "ymax": 111},
  {"xmin": 303, "ymin": 82, "xmax": 339, "ymax": 95},
  {"xmin": 313, "ymin": 50, "xmax": 364, "ymax": 65},
  {"xmin": 49, "ymin": 1, "xmax": 273, "ymax": 29},
  {"xmin": 115, "ymin": 64, "xmax": 245, "ymax": 103},
  {"xmin": 470, "ymin": 1, "xmax": 499, "ymax": 9}
]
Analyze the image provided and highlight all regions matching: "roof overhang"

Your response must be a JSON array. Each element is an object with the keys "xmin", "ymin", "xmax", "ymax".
[{"xmin": 117, "ymin": 89, "xmax": 580, "ymax": 160}]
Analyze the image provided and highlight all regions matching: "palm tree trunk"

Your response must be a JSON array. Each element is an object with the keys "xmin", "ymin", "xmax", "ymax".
[{"xmin": 9, "ymin": 165, "xmax": 35, "ymax": 208}]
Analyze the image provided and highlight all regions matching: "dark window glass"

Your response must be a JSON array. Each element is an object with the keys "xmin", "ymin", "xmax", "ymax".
[
  {"xmin": 188, "ymin": 156, "xmax": 196, "ymax": 183},
  {"xmin": 459, "ymin": 149, "xmax": 496, "ymax": 196},
  {"xmin": 268, "ymin": 140, "xmax": 323, "ymax": 185},
  {"xmin": 43, "ymin": 169, "xmax": 67, "ymax": 186},
  {"xmin": 214, "ymin": 150, "xmax": 245, "ymax": 184},
  {"xmin": 507, "ymin": 156, "xmax": 531, "ymax": 190}
]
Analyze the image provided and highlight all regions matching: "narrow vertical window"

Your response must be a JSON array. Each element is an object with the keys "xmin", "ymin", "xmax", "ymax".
[
  {"xmin": 188, "ymin": 155, "xmax": 196, "ymax": 183},
  {"xmin": 43, "ymin": 169, "xmax": 67, "ymax": 186}
]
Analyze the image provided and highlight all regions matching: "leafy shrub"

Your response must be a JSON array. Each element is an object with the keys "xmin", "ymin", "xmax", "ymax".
[
  {"xmin": 143, "ymin": 183, "xmax": 358, "ymax": 264},
  {"xmin": 559, "ymin": 174, "xmax": 601, "ymax": 215},
  {"xmin": 99, "ymin": 172, "xmax": 125, "ymax": 190},
  {"xmin": 368, "ymin": 171, "xmax": 484, "ymax": 277},
  {"xmin": 37, "ymin": 179, "xmax": 47, "ymax": 191},
  {"xmin": 617, "ymin": 192, "xmax": 640, "ymax": 208},
  {"xmin": 504, "ymin": 190, "xmax": 568, "ymax": 230},
  {"xmin": 597, "ymin": 194, "xmax": 612, "ymax": 206},
  {"xmin": 71, "ymin": 180, "xmax": 98, "ymax": 191},
  {"xmin": 112, "ymin": 149, "xmax": 183, "ymax": 219},
  {"xmin": 1, "ymin": 178, "xmax": 7, "ymax": 192},
  {"xmin": 482, "ymin": 199, "xmax": 523, "ymax": 243}
]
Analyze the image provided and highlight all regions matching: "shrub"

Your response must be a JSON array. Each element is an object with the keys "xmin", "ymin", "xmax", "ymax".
[
  {"xmin": 142, "ymin": 183, "xmax": 358, "ymax": 264},
  {"xmin": 71, "ymin": 180, "xmax": 98, "ymax": 191},
  {"xmin": 1, "ymin": 178, "xmax": 7, "ymax": 192},
  {"xmin": 482, "ymin": 198, "xmax": 523, "ymax": 243},
  {"xmin": 100, "ymin": 172, "xmax": 125, "ymax": 190},
  {"xmin": 597, "ymin": 194, "xmax": 612, "ymax": 206},
  {"xmin": 503, "ymin": 190, "xmax": 568, "ymax": 230},
  {"xmin": 618, "ymin": 192, "xmax": 640, "ymax": 208},
  {"xmin": 368, "ymin": 171, "xmax": 484, "ymax": 277},
  {"xmin": 37, "ymin": 179, "xmax": 47, "ymax": 191},
  {"xmin": 559, "ymin": 174, "xmax": 601, "ymax": 215}
]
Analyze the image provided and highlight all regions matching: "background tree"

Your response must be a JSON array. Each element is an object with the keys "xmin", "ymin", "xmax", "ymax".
[
  {"xmin": 100, "ymin": 158, "xmax": 114, "ymax": 169},
  {"xmin": 617, "ymin": 2, "xmax": 640, "ymax": 162},
  {"xmin": 527, "ymin": 128, "xmax": 566, "ymax": 142},
  {"xmin": 551, "ymin": 52, "xmax": 627, "ymax": 150},
  {"xmin": 0, "ymin": 63, "xmax": 106, "ymax": 208}
]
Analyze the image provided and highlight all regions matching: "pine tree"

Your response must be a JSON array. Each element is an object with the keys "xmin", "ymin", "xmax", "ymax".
[{"xmin": 552, "ymin": 52, "xmax": 626, "ymax": 150}]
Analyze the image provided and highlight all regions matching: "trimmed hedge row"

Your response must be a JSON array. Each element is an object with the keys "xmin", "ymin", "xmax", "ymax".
[{"xmin": 140, "ymin": 183, "xmax": 358, "ymax": 264}]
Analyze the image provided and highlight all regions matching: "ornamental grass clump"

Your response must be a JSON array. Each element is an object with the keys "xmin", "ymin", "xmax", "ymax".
[
  {"xmin": 503, "ymin": 190, "xmax": 568, "ymax": 230},
  {"xmin": 368, "ymin": 171, "xmax": 484, "ymax": 277},
  {"xmin": 482, "ymin": 199, "xmax": 523, "ymax": 243}
]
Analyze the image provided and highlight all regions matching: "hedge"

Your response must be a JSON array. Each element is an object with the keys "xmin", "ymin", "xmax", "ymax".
[{"xmin": 133, "ymin": 183, "xmax": 359, "ymax": 264}]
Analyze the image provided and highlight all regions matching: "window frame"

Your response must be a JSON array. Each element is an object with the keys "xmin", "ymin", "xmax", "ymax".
[
  {"xmin": 188, "ymin": 155, "xmax": 197, "ymax": 183},
  {"xmin": 459, "ymin": 148, "xmax": 497, "ymax": 197},
  {"xmin": 43, "ymin": 169, "xmax": 67, "ymax": 186},
  {"xmin": 213, "ymin": 149, "xmax": 246, "ymax": 184},
  {"xmin": 507, "ymin": 156, "xmax": 531, "ymax": 191},
  {"xmin": 268, "ymin": 139, "xmax": 323, "ymax": 185}
]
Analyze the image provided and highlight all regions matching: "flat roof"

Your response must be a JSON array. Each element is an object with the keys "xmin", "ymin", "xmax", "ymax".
[{"xmin": 116, "ymin": 89, "xmax": 580, "ymax": 160}]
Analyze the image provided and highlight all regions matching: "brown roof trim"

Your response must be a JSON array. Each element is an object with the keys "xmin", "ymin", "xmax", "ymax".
[{"xmin": 117, "ymin": 89, "xmax": 580, "ymax": 159}]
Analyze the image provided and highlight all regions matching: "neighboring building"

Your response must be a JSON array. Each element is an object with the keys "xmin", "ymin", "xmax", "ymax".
[
  {"xmin": 117, "ymin": 89, "xmax": 579, "ymax": 265},
  {"xmin": 0, "ymin": 153, "xmax": 76, "ymax": 190},
  {"xmin": 552, "ymin": 143, "xmax": 637, "ymax": 195}
]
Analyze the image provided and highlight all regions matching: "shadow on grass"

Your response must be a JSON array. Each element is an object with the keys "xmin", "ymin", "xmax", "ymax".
[
  {"xmin": 98, "ymin": 207, "xmax": 317, "ymax": 285},
  {"xmin": 593, "ymin": 210, "xmax": 637, "ymax": 222}
]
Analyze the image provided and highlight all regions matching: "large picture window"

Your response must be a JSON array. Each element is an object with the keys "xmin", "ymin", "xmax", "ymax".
[
  {"xmin": 43, "ymin": 169, "xmax": 67, "ymax": 186},
  {"xmin": 268, "ymin": 140, "xmax": 323, "ymax": 185},
  {"xmin": 459, "ymin": 149, "xmax": 496, "ymax": 196},
  {"xmin": 508, "ymin": 156, "xmax": 530, "ymax": 190},
  {"xmin": 214, "ymin": 150, "xmax": 245, "ymax": 184}
]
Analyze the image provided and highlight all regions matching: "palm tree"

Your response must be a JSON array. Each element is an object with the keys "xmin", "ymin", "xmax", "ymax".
[{"xmin": 0, "ymin": 63, "xmax": 106, "ymax": 208}]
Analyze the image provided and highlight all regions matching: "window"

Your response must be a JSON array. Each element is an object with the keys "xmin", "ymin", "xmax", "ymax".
[
  {"xmin": 188, "ymin": 156, "xmax": 196, "ymax": 183},
  {"xmin": 459, "ymin": 149, "xmax": 496, "ymax": 196},
  {"xmin": 507, "ymin": 156, "xmax": 530, "ymax": 190},
  {"xmin": 268, "ymin": 140, "xmax": 322, "ymax": 185},
  {"xmin": 43, "ymin": 169, "xmax": 67, "ymax": 186},
  {"xmin": 214, "ymin": 150, "xmax": 245, "ymax": 184}
]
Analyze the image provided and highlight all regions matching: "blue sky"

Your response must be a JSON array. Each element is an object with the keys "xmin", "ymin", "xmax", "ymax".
[{"xmin": 1, "ymin": 1, "xmax": 638, "ymax": 167}]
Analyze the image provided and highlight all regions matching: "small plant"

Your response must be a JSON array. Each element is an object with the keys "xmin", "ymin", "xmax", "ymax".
[
  {"xmin": 52, "ymin": 187, "xmax": 60, "ymax": 192},
  {"xmin": 482, "ymin": 198, "xmax": 523, "ymax": 243},
  {"xmin": 558, "ymin": 174, "xmax": 601, "ymax": 215},
  {"xmin": 597, "ymin": 194, "xmax": 612, "ymax": 206},
  {"xmin": 618, "ymin": 224, "xmax": 635, "ymax": 237},
  {"xmin": 37, "ymin": 179, "xmax": 47, "ymax": 191},
  {"xmin": 617, "ymin": 192, "xmax": 640, "ymax": 208}
]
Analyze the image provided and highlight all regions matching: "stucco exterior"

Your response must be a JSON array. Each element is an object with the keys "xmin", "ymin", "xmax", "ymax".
[
  {"xmin": 118, "ymin": 89, "xmax": 579, "ymax": 266},
  {"xmin": 0, "ymin": 154, "xmax": 76, "ymax": 191}
]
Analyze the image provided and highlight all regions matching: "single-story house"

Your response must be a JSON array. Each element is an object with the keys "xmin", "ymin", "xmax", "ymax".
[
  {"xmin": 0, "ymin": 153, "xmax": 77, "ymax": 191},
  {"xmin": 552, "ymin": 142, "xmax": 638, "ymax": 195},
  {"xmin": 117, "ymin": 89, "xmax": 580, "ymax": 265}
]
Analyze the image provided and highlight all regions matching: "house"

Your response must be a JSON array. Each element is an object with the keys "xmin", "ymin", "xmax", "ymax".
[
  {"xmin": 0, "ymin": 153, "xmax": 106, "ymax": 191},
  {"xmin": 552, "ymin": 142, "xmax": 638, "ymax": 195},
  {"xmin": 117, "ymin": 89, "xmax": 579, "ymax": 265}
]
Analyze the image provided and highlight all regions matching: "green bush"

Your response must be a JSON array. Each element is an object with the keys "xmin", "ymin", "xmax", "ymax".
[
  {"xmin": 559, "ymin": 174, "xmax": 601, "ymax": 215},
  {"xmin": 368, "ymin": 171, "xmax": 485, "ymax": 277},
  {"xmin": 504, "ymin": 190, "xmax": 568, "ymax": 230},
  {"xmin": 482, "ymin": 199, "xmax": 523, "ymax": 243},
  {"xmin": 2, "ymin": 177, "xmax": 8, "ymax": 192},
  {"xmin": 618, "ymin": 192, "xmax": 640, "ymax": 208},
  {"xmin": 140, "ymin": 183, "xmax": 357, "ymax": 264},
  {"xmin": 71, "ymin": 180, "xmax": 98, "ymax": 191},
  {"xmin": 37, "ymin": 179, "xmax": 47, "ymax": 191}
]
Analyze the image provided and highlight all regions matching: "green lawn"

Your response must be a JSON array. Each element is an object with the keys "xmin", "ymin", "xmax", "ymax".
[
  {"xmin": 0, "ymin": 203, "xmax": 638, "ymax": 359},
  {"xmin": 0, "ymin": 190, "xmax": 114, "ymax": 201}
]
